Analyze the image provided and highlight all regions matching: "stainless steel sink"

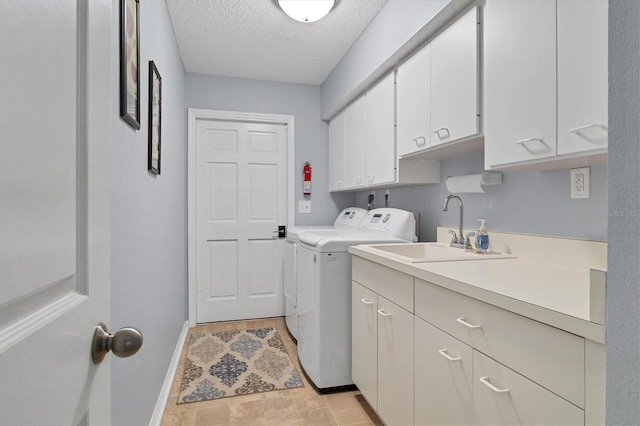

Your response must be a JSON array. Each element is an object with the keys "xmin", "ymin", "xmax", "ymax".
[{"xmin": 366, "ymin": 243, "xmax": 516, "ymax": 263}]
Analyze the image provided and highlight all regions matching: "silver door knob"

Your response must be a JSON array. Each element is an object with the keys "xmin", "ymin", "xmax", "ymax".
[{"xmin": 91, "ymin": 323, "xmax": 143, "ymax": 364}]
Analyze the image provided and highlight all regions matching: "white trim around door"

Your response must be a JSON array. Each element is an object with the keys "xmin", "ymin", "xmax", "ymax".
[{"xmin": 187, "ymin": 108, "xmax": 294, "ymax": 327}]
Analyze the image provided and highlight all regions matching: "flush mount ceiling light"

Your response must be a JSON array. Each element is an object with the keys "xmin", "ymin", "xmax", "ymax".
[{"xmin": 278, "ymin": 0, "xmax": 336, "ymax": 23}]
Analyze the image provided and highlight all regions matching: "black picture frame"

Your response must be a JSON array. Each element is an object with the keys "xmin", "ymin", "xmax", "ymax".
[
  {"xmin": 148, "ymin": 61, "xmax": 162, "ymax": 175},
  {"xmin": 120, "ymin": 0, "xmax": 140, "ymax": 130}
]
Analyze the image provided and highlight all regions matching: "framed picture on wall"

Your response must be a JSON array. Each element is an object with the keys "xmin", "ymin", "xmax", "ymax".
[
  {"xmin": 148, "ymin": 61, "xmax": 162, "ymax": 175},
  {"xmin": 120, "ymin": 0, "xmax": 140, "ymax": 130}
]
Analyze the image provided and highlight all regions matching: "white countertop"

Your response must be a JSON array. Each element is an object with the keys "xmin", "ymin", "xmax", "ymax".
[{"xmin": 348, "ymin": 244, "xmax": 606, "ymax": 343}]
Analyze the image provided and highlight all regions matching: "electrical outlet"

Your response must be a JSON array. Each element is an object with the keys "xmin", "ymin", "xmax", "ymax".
[
  {"xmin": 298, "ymin": 200, "xmax": 311, "ymax": 213},
  {"xmin": 570, "ymin": 167, "xmax": 590, "ymax": 199}
]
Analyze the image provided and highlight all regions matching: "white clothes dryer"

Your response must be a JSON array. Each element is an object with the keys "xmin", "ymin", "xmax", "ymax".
[
  {"xmin": 295, "ymin": 208, "xmax": 416, "ymax": 390},
  {"xmin": 284, "ymin": 208, "xmax": 367, "ymax": 340}
]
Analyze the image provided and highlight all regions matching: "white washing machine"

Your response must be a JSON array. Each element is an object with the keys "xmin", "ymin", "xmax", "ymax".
[
  {"xmin": 295, "ymin": 208, "xmax": 417, "ymax": 390},
  {"xmin": 284, "ymin": 207, "xmax": 367, "ymax": 340}
]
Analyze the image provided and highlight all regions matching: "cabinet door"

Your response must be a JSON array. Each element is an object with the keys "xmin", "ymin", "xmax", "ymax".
[
  {"xmin": 483, "ymin": 0, "xmax": 557, "ymax": 168},
  {"xmin": 328, "ymin": 110, "xmax": 345, "ymax": 191},
  {"xmin": 377, "ymin": 296, "xmax": 414, "ymax": 426},
  {"xmin": 365, "ymin": 73, "xmax": 396, "ymax": 186},
  {"xmin": 415, "ymin": 317, "xmax": 474, "ymax": 425},
  {"xmin": 351, "ymin": 282, "xmax": 378, "ymax": 410},
  {"xmin": 344, "ymin": 95, "xmax": 366, "ymax": 188},
  {"xmin": 557, "ymin": 0, "xmax": 608, "ymax": 155},
  {"xmin": 397, "ymin": 44, "xmax": 430, "ymax": 157},
  {"xmin": 430, "ymin": 6, "xmax": 479, "ymax": 147},
  {"xmin": 474, "ymin": 351, "xmax": 584, "ymax": 425}
]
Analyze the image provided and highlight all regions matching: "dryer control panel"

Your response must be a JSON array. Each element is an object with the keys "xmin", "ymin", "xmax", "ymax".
[
  {"xmin": 357, "ymin": 208, "xmax": 417, "ymax": 242},
  {"xmin": 333, "ymin": 207, "xmax": 367, "ymax": 229}
]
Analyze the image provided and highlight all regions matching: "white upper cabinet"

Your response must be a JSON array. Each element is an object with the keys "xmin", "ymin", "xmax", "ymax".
[
  {"xmin": 365, "ymin": 73, "xmax": 396, "ymax": 186},
  {"xmin": 397, "ymin": 44, "xmax": 430, "ymax": 157},
  {"xmin": 483, "ymin": 0, "xmax": 557, "ymax": 168},
  {"xmin": 329, "ymin": 72, "xmax": 440, "ymax": 191},
  {"xmin": 557, "ymin": 0, "xmax": 608, "ymax": 156},
  {"xmin": 397, "ymin": 6, "xmax": 480, "ymax": 158},
  {"xmin": 328, "ymin": 110, "xmax": 345, "ymax": 191},
  {"xmin": 344, "ymin": 94, "xmax": 367, "ymax": 188},
  {"xmin": 484, "ymin": 0, "xmax": 608, "ymax": 170},
  {"xmin": 430, "ymin": 7, "xmax": 479, "ymax": 147}
]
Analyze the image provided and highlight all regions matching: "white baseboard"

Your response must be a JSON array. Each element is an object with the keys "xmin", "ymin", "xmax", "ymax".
[{"xmin": 149, "ymin": 321, "xmax": 189, "ymax": 426}]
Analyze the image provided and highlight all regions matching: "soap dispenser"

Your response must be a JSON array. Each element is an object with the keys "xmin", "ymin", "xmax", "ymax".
[{"xmin": 476, "ymin": 219, "xmax": 489, "ymax": 253}]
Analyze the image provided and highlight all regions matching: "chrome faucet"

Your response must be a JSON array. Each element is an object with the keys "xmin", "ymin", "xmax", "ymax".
[{"xmin": 442, "ymin": 195, "xmax": 474, "ymax": 249}]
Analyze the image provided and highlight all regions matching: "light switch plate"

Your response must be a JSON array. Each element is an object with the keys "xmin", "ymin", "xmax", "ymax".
[
  {"xmin": 570, "ymin": 167, "xmax": 590, "ymax": 199},
  {"xmin": 298, "ymin": 200, "xmax": 311, "ymax": 213}
]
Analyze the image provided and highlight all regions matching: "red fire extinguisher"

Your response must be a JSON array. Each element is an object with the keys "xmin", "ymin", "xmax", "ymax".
[{"xmin": 303, "ymin": 162, "xmax": 312, "ymax": 195}]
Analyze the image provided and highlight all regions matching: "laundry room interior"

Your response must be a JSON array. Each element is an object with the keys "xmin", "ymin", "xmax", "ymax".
[
  {"xmin": 1, "ymin": 0, "xmax": 637, "ymax": 425},
  {"xmin": 109, "ymin": 0, "xmax": 636, "ymax": 424}
]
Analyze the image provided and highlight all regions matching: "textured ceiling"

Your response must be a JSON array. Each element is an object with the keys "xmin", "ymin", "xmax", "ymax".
[{"xmin": 166, "ymin": 0, "xmax": 388, "ymax": 85}]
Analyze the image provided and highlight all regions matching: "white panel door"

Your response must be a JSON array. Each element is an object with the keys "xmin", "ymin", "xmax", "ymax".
[
  {"xmin": 483, "ymin": 0, "xmax": 557, "ymax": 168},
  {"xmin": 0, "ymin": 1, "xmax": 112, "ymax": 424},
  {"xmin": 557, "ymin": 0, "xmax": 608, "ymax": 155},
  {"xmin": 195, "ymin": 119, "xmax": 287, "ymax": 322},
  {"xmin": 430, "ymin": 6, "xmax": 479, "ymax": 147},
  {"xmin": 365, "ymin": 73, "xmax": 396, "ymax": 186}
]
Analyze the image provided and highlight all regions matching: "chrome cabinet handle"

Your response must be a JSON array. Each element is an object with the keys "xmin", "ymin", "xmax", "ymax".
[
  {"xmin": 414, "ymin": 136, "xmax": 427, "ymax": 147},
  {"xmin": 438, "ymin": 348, "xmax": 462, "ymax": 361},
  {"xmin": 479, "ymin": 376, "xmax": 509, "ymax": 393},
  {"xmin": 377, "ymin": 309, "xmax": 392, "ymax": 317},
  {"xmin": 514, "ymin": 137, "xmax": 551, "ymax": 154},
  {"xmin": 433, "ymin": 127, "xmax": 451, "ymax": 139},
  {"xmin": 360, "ymin": 298, "xmax": 374, "ymax": 305},
  {"xmin": 91, "ymin": 323, "xmax": 143, "ymax": 364},
  {"xmin": 456, "ymin": 317, "xmax": 482, "ymax": 329},
  {"xmin": 569, "ymin": 124, "xmax": 608, "ymax": 142},
  {"xmin": 367, "ymin": 174, "xmax": 375, "ymax": 183}
]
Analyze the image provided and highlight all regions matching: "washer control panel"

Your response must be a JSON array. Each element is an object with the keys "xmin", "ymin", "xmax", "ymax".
[{"xmin": 357, "ymin": 208, "xmax": 417, "ymax": 242}]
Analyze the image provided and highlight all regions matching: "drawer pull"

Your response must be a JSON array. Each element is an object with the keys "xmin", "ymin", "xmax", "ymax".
[
  {"xmin": 479, "ymin": 376, "xmax": 509, "ymax": 393},
  {"xmin": 456, "ymin": 317, "xmax": 482, "ymax": 329},
  {"xmin": 360, "ymin": 298, "xmax": 374, "ymax": 305},
  {"xmin": 438, "ymin": 349, "xmax": 461, "ymax": 361},
  {"xmin": 377, "ymin": 309, "xmax": 392, "ymax": 317},
  {"xmin": 414, "ymin": 136, "xmax": 427, "ymax": 147}
]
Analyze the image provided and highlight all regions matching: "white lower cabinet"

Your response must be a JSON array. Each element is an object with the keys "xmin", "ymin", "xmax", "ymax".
[
  {"xmin": 474, "ymin": 351, "xmax": 584, "ymax": 425},
  {"xmin": 352, "ymin": 256, "xmax": 596, "ymax": 425},
  {"xmin": 351, "ymin": 281, "xmax": 378, "ymax": 411},
  {"xmin": 414, "ymin": 317, "xmax": 474, "ymax": 425},
  {"xmin": 377, "ymin": 296, "xmax": 414, "ymax": 426}
]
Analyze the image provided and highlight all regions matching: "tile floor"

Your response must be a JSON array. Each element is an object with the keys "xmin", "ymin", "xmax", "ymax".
[{"xmin": 161, "ymin": 317, "xmax": 383, "ymax": 426}]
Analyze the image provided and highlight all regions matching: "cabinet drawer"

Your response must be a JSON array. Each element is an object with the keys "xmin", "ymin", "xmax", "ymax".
[
  {"xmin": 415, "ymin": 279, "xmax": 585, "ymax": 407},
  {"xmin": 352, "ymin": 257, "xmax": 413, "ymax": 312},
  {"xmin": 474, "ymin": 351, "xmax": 584, "ymax": 425}
]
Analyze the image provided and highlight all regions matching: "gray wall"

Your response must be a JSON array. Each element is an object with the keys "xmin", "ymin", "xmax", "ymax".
[
  {"xmin": 110, "ymin": 1, "xmax": 187, "ymax": 424},
  {"xmin": 356, "ymin": 152, "xmax": 608, "ymax": 242},
  {"xmin": 606, "ymin": 1, "xmax": 640, "ymax": 424},
  {"xmin": 185, "ymin": 73, "xmax": 355, "ymax": 226}
]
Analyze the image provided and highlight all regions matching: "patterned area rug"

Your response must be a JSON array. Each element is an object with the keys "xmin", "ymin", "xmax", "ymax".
[{"xmin": 177, "ymin": 327, "xmax": 304, "ymax": 404}]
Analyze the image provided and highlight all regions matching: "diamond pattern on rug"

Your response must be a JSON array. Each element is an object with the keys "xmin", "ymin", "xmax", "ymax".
[{"xmin": 177, "ymin": 327, "xmax": 304, "ymax": 404}]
